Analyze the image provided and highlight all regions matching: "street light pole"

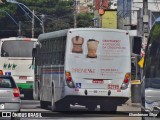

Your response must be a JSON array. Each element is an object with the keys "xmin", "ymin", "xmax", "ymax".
[
  {"xmin": 0, "ymin": 9, "xmax": 18, "ymax": 26},
  {"xmin": 32, "ymin": 10, "xmax": 35, "ymax": 38},
  {"xmin": 6, "ymin": 0, "xmax": 45, "ymax": 33},
  {"xmin": 73, "ymin": 0, "xmax": 77, "ymax": 28},
  {"xmin": 18, "ymin": 21, "xmax": 22, "ymax": 36},
  {"xmin": 41, "ymin": 14, "xmax": 45, "ymax": 33}
]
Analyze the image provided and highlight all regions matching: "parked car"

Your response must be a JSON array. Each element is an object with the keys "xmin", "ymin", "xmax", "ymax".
[{"xmin": 0, "ymin": 75, "xmax": 21, "ymax": 113}]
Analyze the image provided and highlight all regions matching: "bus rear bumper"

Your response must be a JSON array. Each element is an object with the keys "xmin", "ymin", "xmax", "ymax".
[{"xmin": 57, "ymin": 95, "xmax": 129, "ymax": 106}]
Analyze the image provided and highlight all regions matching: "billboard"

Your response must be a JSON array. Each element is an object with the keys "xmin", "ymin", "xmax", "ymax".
[
  {"xmin": 102, "ymin": 10, "xmax": 117, "ymax": 29},
  {"xmin": 95, "ymin": 0, "xmax": 108, "ymax": 10}
]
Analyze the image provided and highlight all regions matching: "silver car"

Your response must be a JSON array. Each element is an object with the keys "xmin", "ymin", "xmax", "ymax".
[{"xmin": 0, "ymin": 75, "xmax": 21, "ymax": 112}]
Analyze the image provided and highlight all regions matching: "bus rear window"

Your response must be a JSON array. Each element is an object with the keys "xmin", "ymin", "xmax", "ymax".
[{"xmin": 1, "ymin": 40, "xmax": 35, "ymax": 57}]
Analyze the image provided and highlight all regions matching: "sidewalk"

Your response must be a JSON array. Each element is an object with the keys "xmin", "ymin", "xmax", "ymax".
[{"xmin": 124, "ymin": 98, "xmax": 141, "ymax": 108}]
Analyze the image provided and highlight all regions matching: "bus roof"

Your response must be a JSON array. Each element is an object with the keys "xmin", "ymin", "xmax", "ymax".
[
  {"xmin": 69, "ymin": 28, "xmax": 128, "ymax": 33},
  {"xmin": 38, "ymin": 29, "xmax": 69, "ymax": 41},
  {"xmin": 38, "ymin": 28, "xmax": 129, "ymax": 42},
  {"xmin": 0, "ymin": 37, "xmax": 37, "ymax": 41}
]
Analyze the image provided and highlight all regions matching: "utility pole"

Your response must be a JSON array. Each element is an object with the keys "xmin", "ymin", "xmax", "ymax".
[
  {"xmin": 32, "ymin": 10, "xmax": 35, "ymax": 38},
  {"xmin": 74, "ymin": 0, "xmax": 77, "ymax": 28},
  {"xmin": 18, "ymin": 21, "xmax": 22, "ymax": 36},
  {"xmin": 137, "ymin": 8, "xmax": 143, "ymax": 37},
  {"xmin": 142, "ymin": 0, "xmax": 149, "ymax": 44},
  {"xmin": 6, "ymin": 0, "xmax": 45, "ymax": 33},
  {"xmin": 41, "ymin": 14, "xmax": 45, "ymax": 33},
  {"xmin": 99, "ymin": 0, "xmax": 103, "ymax": 28}
]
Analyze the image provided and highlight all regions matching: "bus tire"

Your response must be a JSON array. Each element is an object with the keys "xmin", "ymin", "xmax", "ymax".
[
  {"xmin": 24, "ymin": 91, "xmax": 33, "ymax": 100},
  {"xmin": 51, "ymin": 85, "xmax": 56, "ymax": 111},
  {"xmin": 55, "ymin": 101, "xmax": 70, "ymax": 111},
  {"xmin": 100, "ymin": 104, "xmax": 117, "ymax": 111},
  {"xmin": 40, "ymin": 101, "xmax": 48, "ymax": 109},
  {"xmin": 37, "ymin": 83, "xmax": 40, "ymax": 100}
]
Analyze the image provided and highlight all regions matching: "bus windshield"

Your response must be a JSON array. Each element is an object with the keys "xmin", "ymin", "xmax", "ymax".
[
  {"xmin": 1, "ymin": 40, "xmax": 35, "ymax": 57},
  {"xmin": 144, "ymin": 22, "xmax": 160, "ymax": 89},
  {"xmin": 145, "ymin": 78, "xmax": 160, "ymax": 89}
]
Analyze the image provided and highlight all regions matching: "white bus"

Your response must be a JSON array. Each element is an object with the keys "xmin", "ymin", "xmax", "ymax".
[
  {"xmin": 32, "ymin": 28, "xmax": 131, "ymax": 111},
  {"xmin": 0, "ymin": 37, "xmax": 37, "ymax": 99}
]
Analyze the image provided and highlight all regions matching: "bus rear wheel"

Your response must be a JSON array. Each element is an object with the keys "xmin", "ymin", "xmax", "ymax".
[
  {"xmin": 51, "ymin": 85, "xmax": 56, "ymax": 111},
  {"xmin": 40, "ymin": 101, "xmax": 48, "ymax": 109},
  {"xmin": 55, "ymin": 101, "xmax": 70, "ymax": 111},
  {"xmin": 23, "ymin": 90, "xmax": 33, "ymax": 100}
]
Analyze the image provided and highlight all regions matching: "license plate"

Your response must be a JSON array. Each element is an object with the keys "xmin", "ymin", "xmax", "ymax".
[
  {"xmin": 19, "ymin": 76, "xmax": 27, "ymax": 80},
  {"xmin": 0, "ymin": 104, "xmax": 4, "ymax": 109},
  {"xmin": 92, "ymin": 79, "xmax": 104, "ymax": 84}
]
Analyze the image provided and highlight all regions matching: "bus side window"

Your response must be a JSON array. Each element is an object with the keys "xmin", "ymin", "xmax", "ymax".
[
  {"xmin": 52, "ymin": 38, "xmax": 56, "ymax": 65},
  {"xmin": 49, "ymin": 39, "xmax": 52, "ymax": 65},
  {"xmin": 56, "ymin": 38, "xmax": 60, "ymax": 65},
  {"xmin": 46, "ymin": 40, "xmax": 50, "ymax": 65},
  {"xmin": 42, "ymin": 41, "xmax": 46, "ymax": 65},
  {"xmin": 61, "ymin": 36, "xmax": 66, "ymax": 64},
  {"xmin": 59, "ymin": 37, "xmax": 64, "ymax": 65}
]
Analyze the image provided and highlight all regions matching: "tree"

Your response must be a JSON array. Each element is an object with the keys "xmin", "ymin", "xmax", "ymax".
[
  {"xmin": 77, "ymin": 13, "xmax": 94, "ymax": 27},
  {"xmin": 0, "ymin": 0, "xmax": 94, "ymax": 38}
]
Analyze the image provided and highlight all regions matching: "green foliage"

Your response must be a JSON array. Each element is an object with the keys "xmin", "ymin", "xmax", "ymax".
[
  {"xmin": 0, "ymin": 4, "xmax": 17, "ymax": 18},
  {"xmin": 0, "ymin": 0, "xmax": 94, "ymax": 38},
  {"xmin": 77, "ymin": 13, "xmax": 94, "ymax": 27}
]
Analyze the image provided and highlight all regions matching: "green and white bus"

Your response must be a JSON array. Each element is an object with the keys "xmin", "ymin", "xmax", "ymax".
[{"xmin": 0, "ymin": 37, "xmax": 37, "ymax": 99}]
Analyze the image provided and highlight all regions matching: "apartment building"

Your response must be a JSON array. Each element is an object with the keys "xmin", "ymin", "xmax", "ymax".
[{"xmin": 75, "ymin": 0, "xmax": 94, "ymax": 13}]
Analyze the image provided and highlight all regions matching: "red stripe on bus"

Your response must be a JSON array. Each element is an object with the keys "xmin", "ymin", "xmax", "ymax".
[{"xmin": 24, "ymin": 38, "xmax": 31, "ymax": 41}]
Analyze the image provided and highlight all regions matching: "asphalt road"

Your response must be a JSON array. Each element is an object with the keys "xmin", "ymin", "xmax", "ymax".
[
  {"xmin": 1, "ymin": 100, "xmax": 160, "ymax": 120},
  {"xmin": 19, "ymin": 99, "xmax": 142, "ymax": 120}
]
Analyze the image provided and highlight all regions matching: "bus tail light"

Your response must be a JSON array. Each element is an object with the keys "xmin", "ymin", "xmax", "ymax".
[
  {"xmin": 0, "ymin": 70, "xmax": 3, "ymax": 75},
  {"xmin": 13, "ymin": 87, "xmax": 20, "ymax": 97},
  {"xmin": 66, "ymin": 77, "xmax": 72, "ymax": 82},
  {"xmin": 65, "ymin": 71, "xmax": 75, "ymax": 88},
  {"xmin": 120, "ymin": 72, "xmax": 130, "ymax": 90}
]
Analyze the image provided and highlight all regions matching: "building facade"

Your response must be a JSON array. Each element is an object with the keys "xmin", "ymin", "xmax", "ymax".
[{"xmin": 76, "ymin": 0, "xmax": 94, "ymax": 13}]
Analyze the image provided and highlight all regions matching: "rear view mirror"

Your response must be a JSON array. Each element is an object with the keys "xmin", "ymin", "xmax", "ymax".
[
  {"xmin": 32, "ymin": 48, "xmax": 37, "ymax": 57},
  {"xmin": 132, "ymin": 36, "xmax": 142, "ymax": 55},
  {"xmin": 32, "ymin": 48, "xmax": 37, "ymax": 65}
]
